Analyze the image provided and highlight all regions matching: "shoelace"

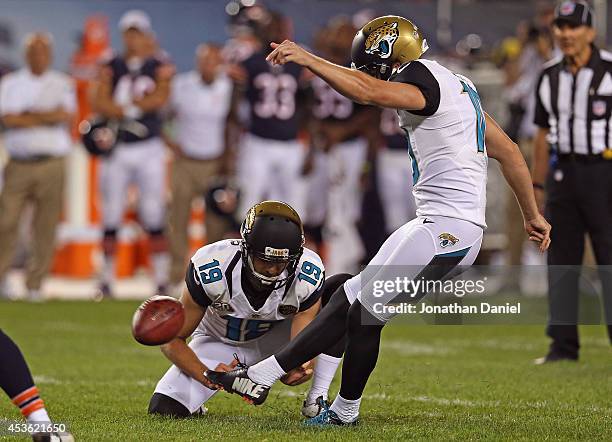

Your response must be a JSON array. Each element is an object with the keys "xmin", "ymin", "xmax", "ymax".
[
  {"xmin": 310, "ymin": 408, "xmax": 333, "ymax": 424},
  {"xmin": 317, "ymin": 396, "xmax": 330, "ymax": 413},
  {"xmin": 232, "ymin": 353, "xmax": 249, "ymax": 370}
]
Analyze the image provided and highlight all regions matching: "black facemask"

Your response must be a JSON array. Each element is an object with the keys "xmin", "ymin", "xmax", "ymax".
[{"xmin": 355, "ymin": 62, "xmax": 393, "ymax": 81}]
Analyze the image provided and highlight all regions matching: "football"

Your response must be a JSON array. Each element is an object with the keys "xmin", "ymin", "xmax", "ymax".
[{"xmin": 131, "ymin": 296, "xmax": 185, "ymax": 346}]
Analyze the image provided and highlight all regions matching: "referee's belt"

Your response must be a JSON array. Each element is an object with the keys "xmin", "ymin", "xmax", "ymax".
[{"xmin": 556, "ymin": 152, "xmax": 611, "ymax": 163}]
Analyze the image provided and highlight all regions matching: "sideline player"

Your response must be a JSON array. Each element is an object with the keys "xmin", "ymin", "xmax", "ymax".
[
  {"xmin": 233, "ymin": 12, "xmax": 311, "ymax": 218},
  {"xmin": 310, "ymin": 18, "xmax": 377, "ymax": 274},
  {"xmin": 207, "ymin": 15, "xmax": 551, "ymax": 425},
  {"xmin": 0, "ymin": 330, "xmax": 74, "ymax": 441},
  {"xmin": 148, "ymin": 201, "xmax": 346, "ymax": 417},
  {"xmin": 90, "ymin": 10, "xmax": 174, "ymax": 298},
  {"xmin": 164, "ymin": 43, "xmax": 235, "ymax": 290}
]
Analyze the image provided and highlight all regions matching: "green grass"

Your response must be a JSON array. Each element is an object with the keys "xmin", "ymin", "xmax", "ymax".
[{"xmin": 0, "ymin": 301, "xmax": 610, "ymax": 441}]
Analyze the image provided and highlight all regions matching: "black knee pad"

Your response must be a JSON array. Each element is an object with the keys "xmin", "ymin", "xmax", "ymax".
[
  {"xmin": 148, "ymin": 393, "xmax": 191, "ymax": 418},
  {"xmin": 321, "ymin": 273, "xmax": 353, "ymax": 307}
]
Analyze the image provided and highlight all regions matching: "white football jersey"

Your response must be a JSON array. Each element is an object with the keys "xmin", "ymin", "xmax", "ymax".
[
  {"xmin": 393, "ymin": 59, "xmax": 488, "ymax": 228},
  {"xmin": 188, "ymin": 239, "xmax": 324, "ymax": 345}
]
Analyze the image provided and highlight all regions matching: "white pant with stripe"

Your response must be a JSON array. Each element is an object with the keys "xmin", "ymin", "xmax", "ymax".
[{"xmin": 344, "ymin": 215, "xmax": 483, "ymax": 322}]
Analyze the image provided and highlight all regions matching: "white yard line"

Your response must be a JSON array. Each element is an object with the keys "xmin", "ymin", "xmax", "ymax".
[{"xmin": 381, "ymin": 341, "xmax": 454, "ymax": 356}]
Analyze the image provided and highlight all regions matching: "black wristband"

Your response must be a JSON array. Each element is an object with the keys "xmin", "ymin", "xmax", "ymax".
[{"xmin": 532, "ymin": 183, "xmax": 545, "ymax": 190}]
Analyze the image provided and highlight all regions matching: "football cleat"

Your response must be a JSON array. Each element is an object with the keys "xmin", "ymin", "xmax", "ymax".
[
  {"xmin": 193, "ymin": 405, "xmax": 208, "ymax": 416},
  {"xmin": 301, "ymin": 395, "xmax": 330, "ymax": 418},
  {"xmin": 205, "ymin": 356, "xmax": 270, "ymax": 406},
  {"xmin": 304, "ymin": 407, "xmax": 359, "ymax": 427}
]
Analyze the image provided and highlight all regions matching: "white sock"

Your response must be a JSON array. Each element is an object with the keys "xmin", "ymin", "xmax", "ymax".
[
  {"xmin": 101, "ymin": 255, "xmax": 115, "ymax": 286},
  {"xmin": 27, "ymin": 408, "xmax": 50, "ymax": 423},
  {"xmin": 330, "ymin": 394, "xmax": 361, "ymax": 423},
  {"xmin": 151, "ymin": 252, "xmax": 169, "ymax": 287},
  {"xmin": 306, "ymin": 354, "xmax": 341, "ymax": 402},
  {"xmin": 247, "ymin": 356, "xmax": 286, "ymax": 387}
]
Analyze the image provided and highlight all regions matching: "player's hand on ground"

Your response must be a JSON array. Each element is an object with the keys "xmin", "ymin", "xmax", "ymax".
[
  {"xmin": 524, "ymin": 214, "xmax": 551, "ymax": 253},
  {"xmin": 280, "ymin": 361, "xmax": 314, "ymax": 386},
  {"xmin": 266, "ymin": 40, "xmax": 315, "ymax": 67}
]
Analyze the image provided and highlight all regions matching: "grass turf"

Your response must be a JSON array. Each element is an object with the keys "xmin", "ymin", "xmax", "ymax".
[{"xmin": 0, "ymin": 300, "xmax": 610, "ymax": 441}]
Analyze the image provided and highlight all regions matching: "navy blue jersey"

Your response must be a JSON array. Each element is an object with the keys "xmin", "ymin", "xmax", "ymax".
[
  {"xmin": 108, "ymin": 55, "xmax": 163, "ymax": 143},
  {"xmin": 242, "ymin": 51, "xmax": 305, "ymax": 141},
  {"xmin": 311, "ymin": 75, "xmax": 368, "ymax": 142},
  {"xmin": 380, "ymin": 108, "xmax": 407, "ymax": 151}
]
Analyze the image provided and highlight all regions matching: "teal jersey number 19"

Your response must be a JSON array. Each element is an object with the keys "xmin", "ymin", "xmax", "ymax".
[
  {"xmin": 297, "ymin": 261, "xmax": 322, "ymax": 286},
  {"xmin": 198, "ymin": 259, "xmax": 222, "ymax": 284}
]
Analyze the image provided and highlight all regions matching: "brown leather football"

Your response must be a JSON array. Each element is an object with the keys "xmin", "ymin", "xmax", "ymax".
[{"xmin": 131, "ymin": 296, "xmax": 185, "ymax": 346}]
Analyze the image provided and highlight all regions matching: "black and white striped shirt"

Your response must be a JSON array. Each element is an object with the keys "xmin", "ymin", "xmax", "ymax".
[{"xmin": 534, "ymin": 46, "xmax": 612, "ymax": 155}]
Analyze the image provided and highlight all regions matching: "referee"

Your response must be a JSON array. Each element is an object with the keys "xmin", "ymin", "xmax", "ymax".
[{"xmin": 532, "ymin": 1, "xmax": 612, "ymax": 363}]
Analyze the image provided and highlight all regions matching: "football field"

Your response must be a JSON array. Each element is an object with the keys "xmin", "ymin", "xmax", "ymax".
[{"xmin": 0, "ymin": 300, "xmax": 610, "ymax": 441}]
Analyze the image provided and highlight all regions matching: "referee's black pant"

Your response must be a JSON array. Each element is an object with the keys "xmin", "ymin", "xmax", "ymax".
[{"xmin": 546, "ymin": 157, "xmax": 612, "ymax": 358}]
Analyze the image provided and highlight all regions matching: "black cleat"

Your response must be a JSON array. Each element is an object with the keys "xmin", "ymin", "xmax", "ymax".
[
  {"xmin": 534, "ymin": 352, "xmax": 578, "ymax": 365},
  {"xmin": 205, "ymin": 356, "xmax": 270, "ymax": 406}
]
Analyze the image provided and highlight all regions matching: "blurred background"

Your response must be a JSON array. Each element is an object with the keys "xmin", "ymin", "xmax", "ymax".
[
  {"xmin": 0, "ymin": 0, "xmax": 608, "ymax": 71},
  {"xmin": 0, "ymin": 0, "xmax": 609, "ymax": 300}
]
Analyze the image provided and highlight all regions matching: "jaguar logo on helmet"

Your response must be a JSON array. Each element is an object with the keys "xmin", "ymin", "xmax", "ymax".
[
  {"xmin": 365, "ymin": 21, "xmax": 399, "ymax": 59},
  {"xmin": 352, "ymin": 15, "xmax": 428, "ymax": 81},
  {"xmin": 242, "ymin": 207, "xmax": 256, "ymax": 234}
]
